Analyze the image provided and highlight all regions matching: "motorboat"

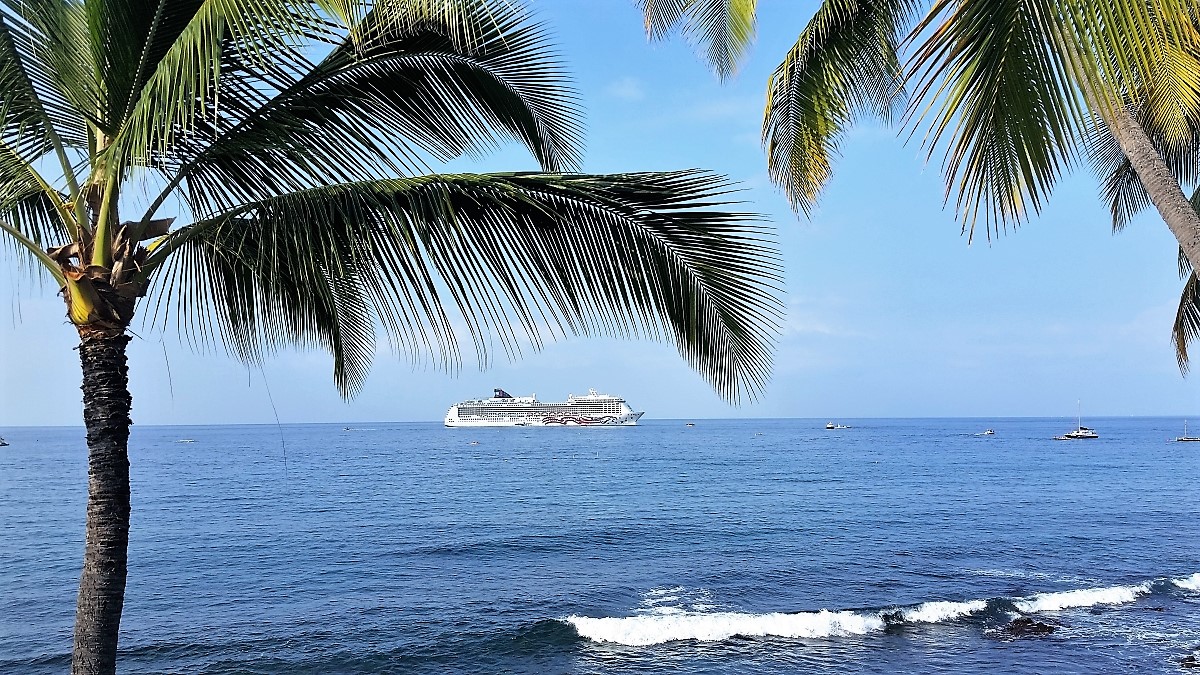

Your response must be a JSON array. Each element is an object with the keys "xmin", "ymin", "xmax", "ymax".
[
  {"xmin": 825, "ymin": 422, "xmax": 850, "ymax": 430},
  {"xmin": 975, "ymin": 429, "xmax": 995, "ymax": 436}
]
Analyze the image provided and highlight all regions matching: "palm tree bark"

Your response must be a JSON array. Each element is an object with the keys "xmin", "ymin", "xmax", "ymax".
[
  {"xmin": 72, "ymin": 332, "xmax": 133, "ymax": 675},
  {"xmin": 1056, "ymin": 16, "xmax": 1200, "ymax": 274},
  {"xmin": 1099, "ymin": 104, "xmax": 1200, "ymax": 273}
]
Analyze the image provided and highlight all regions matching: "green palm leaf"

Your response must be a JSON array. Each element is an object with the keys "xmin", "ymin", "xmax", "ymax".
[
  {"xmin": 1174, "ymin": 265, "xmax": 1200, "ymax": 374},
  {"xmin": 149, "ymin": 0, "xmax": 582, "ymax": 223},
  {"xmin": 0, "ymin": 1, "xmax": 91, "ymax": 178},
  {"xmin": 1173, "ymin": 187, "xmax": 1200, "ymax": 373},
  {"xmin": 144, "ymin": 171, "xmax": 783, "ymax": 401},
  {"xmin": 640, "ymin": 0, "xmax": 758, "ymax": 80},
  {"xmin": 905, "ymin": 0, "xmax": 1200, "ymax": 238},
  {"xmin": 906, "ymin": 0, "xmax": 1080, "ymax": 240},
  {"xmin": 111, "ymin": 0, "xmax": 324, "ymax": 166},
  {"xmin": 0, "ymin": 142, "xmax": 67, "ymax": 245},
  {"xmin": 764, "ymin": 0, "xmax": 919, "ymax": 217}
]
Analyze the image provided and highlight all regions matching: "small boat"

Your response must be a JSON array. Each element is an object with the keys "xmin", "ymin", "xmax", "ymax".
[
  {"xmin": 1054, "ymin": 401, "xmax": 1098, "ymax": 440},
  {"xmin": 1054, "ymin": 427, "xmax": 1098, "ymax": 441},
  {"xmin": 974, "ymin": 429, "xmax": 995, "ymax": 436},
  {"xmin": 1177, "ymin": 420, "xmax": 1200, "ymax": 442},
  {"xmin": 825, "ymin": 422, "xmax": 850, "ymax": 430},
  {"xmin": 685, "ymin": 422, "xmax": 695, "ymax": 427},
  {"xmin": 0, "ymin": 436, "xmax": 8, "ymax": 447}
]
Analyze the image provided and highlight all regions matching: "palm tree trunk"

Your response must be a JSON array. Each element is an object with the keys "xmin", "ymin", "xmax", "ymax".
[
  {"xmin": 1049, "ymin": 22, "xmax": 1200, "ymax": 272},
  {"xmin": 71, "ymin": 332, "xmax": 133, "ymax": 675},
  {"xmin": 1099, "ymin": 104, "xmax": 1200, "ymax": 272}
]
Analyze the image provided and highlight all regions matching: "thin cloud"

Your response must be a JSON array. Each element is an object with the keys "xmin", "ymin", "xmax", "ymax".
[{"xmin": 605, "ymin": 77, "xmax": 645, "ymax": 101}]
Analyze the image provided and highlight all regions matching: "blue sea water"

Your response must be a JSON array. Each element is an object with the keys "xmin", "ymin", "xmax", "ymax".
[{"xmin": 1, "ymin": 417, "xmax": 1199, "ymax": 674}]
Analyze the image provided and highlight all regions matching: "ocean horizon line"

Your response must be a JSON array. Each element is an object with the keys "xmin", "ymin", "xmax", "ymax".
[{"xmin": 4, "ymin": 414, "xmax": 1200, "ymax": 429}]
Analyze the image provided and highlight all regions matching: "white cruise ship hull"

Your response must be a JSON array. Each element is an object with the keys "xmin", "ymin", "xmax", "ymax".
[
  {"xmin": 444, "ymin": 388, "xmax": 644, "ymax": 427},
  {"xmin": 445, "ymin": 411, "xmax": 644, "ymax": 427}
]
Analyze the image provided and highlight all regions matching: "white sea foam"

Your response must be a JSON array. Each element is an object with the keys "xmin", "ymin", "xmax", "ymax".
[
  {"xmin": 566, "ymin": 610, "xmax": 885, "ymax": 646},
  {"xmin": 571, "ymin": 574, "xmax": 1184, "ymax": 647},
  {"xmin": 1013, "ymin": 583, "xmax": 1149, "ymax": 613},
  {"xmin": 1173, "ymin": 572, "xmax": 1200, "ymax": 591},
  {"xmin": 902, "ymin": 599, "xmax": 988, "ymax": 623}
]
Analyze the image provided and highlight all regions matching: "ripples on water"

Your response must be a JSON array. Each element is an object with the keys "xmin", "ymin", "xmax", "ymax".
[{"xmin": 1, "ymin": 418, "xmax": 1199, "ymax": 673}]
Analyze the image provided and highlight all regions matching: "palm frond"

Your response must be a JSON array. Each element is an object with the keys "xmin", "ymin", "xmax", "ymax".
[
  {"xmin": 905, "ymin": 0, "xmax": 1084, "ymax": 241},
  {"xmin": 1173, "ymin": 187, "xmax": 1200, "ymax": 372},
  {"xmin": 1059, "ymin": 0, "xmax": 1200, "ymax": 115},
  {"xmin": 144, "ymin": 171, "xmax": 783, "ymax": 401},
  {"xmin": 640, "ymin": 0, "xmax": 758, "ymax": 81},
  {"xmin": 0, "ymin": 140, "xmax": 68, "ymax": 246},
  {"xmin": 111, "ymin": 0, "xmax": 326, "ymax": 167},
  {"xmin": 143, "ymin": 0, "xmax": 582, "ymax": 223},
  {"xmin": 1084, "ymin": 105, "xmax": 1200, "ymax": 232},
  {"xmin": 764, "ymin": 0, "xmax": 920, "ymax": 217},
  {"xmin": 1084, "ymin": 117, "xmax": 1152, "ymax": 232},
  {"xmin": 1174, "ymin": 270, "xmax": 1200, "ymax": 374},
  {"xmin": 0, "ymin": 2, "xmax": 90, "ymax": 168}
]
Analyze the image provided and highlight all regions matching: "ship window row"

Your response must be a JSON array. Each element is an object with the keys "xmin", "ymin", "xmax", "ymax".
[{"xmin": 459, "ymin": 405, "xmax": 619, "ymax": 415}]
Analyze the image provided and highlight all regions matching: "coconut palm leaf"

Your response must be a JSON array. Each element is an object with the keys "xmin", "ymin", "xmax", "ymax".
[
  {"xmin": 144, "ymin": 171, "xmax": 783, "ymax": 401},
  {"xmin": 1173, "ymin": 188, "xmax": 1200, "ymax": 372},
  {"xmin": 904, "ymin": 0, "xmax": 1200, "ymax": 239},
  {"xmin": 0, "ymin": 142, "xmax": 67, "ymax": 244},
  {"xmin": 1080, "ymin": 12, "xmax": 1200, "ymax": 233},
  {"xmin": 905, "ymin": 0, "xmax": 1082, "ymax": 240},
  {"xmin": 109, "ymin": 0, "xmax": 325, "ymax": 168},
  {"xmin": 639, "ymin": 0, "xmax": 758, "ymax": 81},
  {"xmin": 1085, "ymin": 105, "xmax": 1200, "ymax": 232},
  {"xmin": 0, "ymin": 3, "xmax": 90, "ymax": 168},
  {"xmin": 145, "ymin": 0, "xmax": 582, "ymax": 223},
  {"xmin": 763, "ymin": 0, "xmax": 919, "ymax": 217},
  {"xmin": 1174, "ymin": 262, "xmax": 1200, "ymax": 374}
]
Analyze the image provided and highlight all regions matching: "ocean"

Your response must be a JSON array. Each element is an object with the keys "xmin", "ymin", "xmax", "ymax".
[{"xmin": 1, "ymin": 417, "xmax": 1198, "ymax": 673}]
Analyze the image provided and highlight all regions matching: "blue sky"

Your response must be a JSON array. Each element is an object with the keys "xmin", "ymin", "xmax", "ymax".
[{"xmin": 1, "ymin": 1, "xmax": 1194, "ymax": 426}]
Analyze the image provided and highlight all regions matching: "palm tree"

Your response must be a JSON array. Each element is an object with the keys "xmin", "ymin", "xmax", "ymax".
[
  {"xmin": 0, "ymin": 0, "xmax": 784, "ymax": 672},
  {"xmin": 639, "ymin": 1, "xmax": 1200, "ymax": 268}
]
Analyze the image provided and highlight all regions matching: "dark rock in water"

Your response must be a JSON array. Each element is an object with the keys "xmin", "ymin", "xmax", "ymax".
[
  {"xmin": 1181, "ymin": 655, "xmax": 1199, "ymax": 668},
  {"xmin": 1006, "ymin": 617, "xmax": 1056, "ymax": 636}
]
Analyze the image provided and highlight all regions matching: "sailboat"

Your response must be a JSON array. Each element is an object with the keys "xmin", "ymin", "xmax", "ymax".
[
  {"xmin": 1176, "ymin": 420, "xmax": 1200, "ymax": 442},
  {"xmin": 1054, "ymin": 401, "xmax": 1098, "ymax": 440}
]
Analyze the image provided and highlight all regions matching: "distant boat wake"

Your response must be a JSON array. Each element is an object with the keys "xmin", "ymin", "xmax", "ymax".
[{"xmin": 564, "ymin": 572, "xmax": 1200, "ymax": 646}]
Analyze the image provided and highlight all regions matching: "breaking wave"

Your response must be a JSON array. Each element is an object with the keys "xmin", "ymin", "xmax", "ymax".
[
  {"xmin": 567, "ymin": 610, "xmax": 883, "ymax": 646},
  {"xmin": 1012, "ymin": 583, "xmax": 1148, "ymax": 613},
  {"xmin": 565, "ymin": 572, "xmax": 1200, "ymax": 646},
  {"xmin": 1174, "ymin": 572, "xmax": 1200, "ymax": 591}
]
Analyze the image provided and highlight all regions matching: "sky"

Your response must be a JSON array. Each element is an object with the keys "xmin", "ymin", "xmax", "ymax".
[{"xmin": 2, "ymin": 1, "xmax": 1197, "ymax": 426}]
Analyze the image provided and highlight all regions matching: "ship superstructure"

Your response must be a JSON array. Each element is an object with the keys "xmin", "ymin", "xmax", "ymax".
[{"xmin": 444, "ymin": 388, "xmax": 644, "ymax": 427}]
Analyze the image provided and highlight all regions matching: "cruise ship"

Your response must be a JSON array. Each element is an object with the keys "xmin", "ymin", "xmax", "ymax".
[{"xmin": 444, "ymin": 388, "xmax": 644, "ymax": 427}]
